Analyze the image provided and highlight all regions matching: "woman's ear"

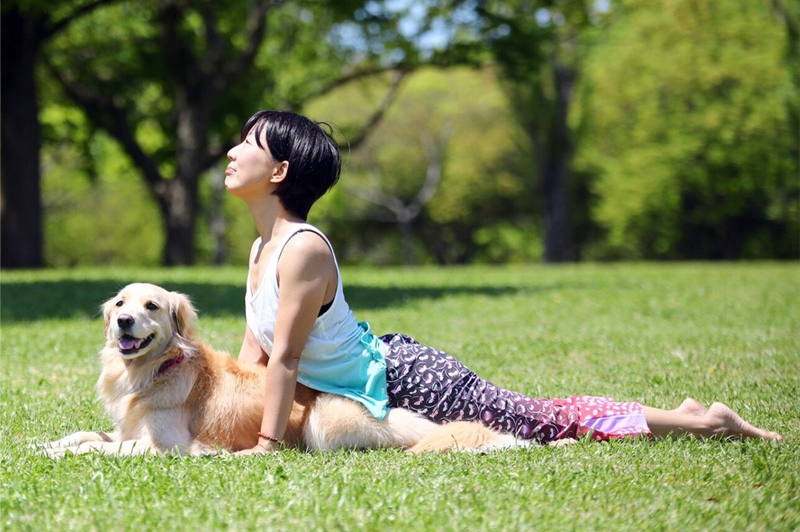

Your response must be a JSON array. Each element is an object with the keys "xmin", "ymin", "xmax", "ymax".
[
  {"xmin": 270, "ymin": 160, "xmax": 289, "ymax": 184},
  {"xmin": 169, "ymin": 291, "xmax": 198, "ymax": 337}
]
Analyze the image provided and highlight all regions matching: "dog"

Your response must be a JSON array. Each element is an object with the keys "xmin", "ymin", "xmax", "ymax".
[{"xmin": 37, "ymin": 283, "xmax": 530, "ymax": 458}]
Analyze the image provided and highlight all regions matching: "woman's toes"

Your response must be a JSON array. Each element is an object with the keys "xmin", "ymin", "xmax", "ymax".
[{"xmin": 706, "ymin": 402, "xmax": 780, "ymax": 440}]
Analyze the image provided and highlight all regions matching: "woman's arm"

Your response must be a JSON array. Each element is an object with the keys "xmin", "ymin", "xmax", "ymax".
[
  {"xmin": 246, "ymin": 232, "xmax": 337, "ymax": 453},
  {"xmin": 238, "ymin": 324, "xmax": 268, "ymax": 365}
]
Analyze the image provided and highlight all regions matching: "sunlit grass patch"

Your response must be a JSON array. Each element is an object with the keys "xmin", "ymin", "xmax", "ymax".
[{"xmin": 2, "ymin": 263, "xmax": 798, "ymax": 531}]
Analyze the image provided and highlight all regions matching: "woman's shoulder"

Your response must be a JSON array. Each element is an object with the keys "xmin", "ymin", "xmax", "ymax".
[
  {"xmin": 282, "ymin": 228, "xmax": 334, "ymax": 263},
  {"xmin": 278, "ymin": 225, "xmax": 337, "ymax": 280}
]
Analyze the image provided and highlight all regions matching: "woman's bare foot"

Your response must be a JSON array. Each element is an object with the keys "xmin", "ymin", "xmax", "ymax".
[
  {"xmin": 704, "ymin": 402, "xmax": 783, "ymax": 441},
  {"xmin": 677, "ymin": 398, "xmax": 707, "ymax": 416}
]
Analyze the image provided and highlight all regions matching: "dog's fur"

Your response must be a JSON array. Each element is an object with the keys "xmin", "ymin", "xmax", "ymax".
[{"xmin": 39, "ymin": 283, "xmax": 528, "ymax": 457}]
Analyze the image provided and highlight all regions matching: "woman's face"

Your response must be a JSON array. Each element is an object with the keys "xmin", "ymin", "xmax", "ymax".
[{"xmin": 225, "ymin": 127, "xmax": 283, "ymax": 198}]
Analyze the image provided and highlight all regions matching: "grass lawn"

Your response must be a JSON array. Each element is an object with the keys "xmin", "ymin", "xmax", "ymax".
[{"xmin": 1, "ymin": 263, "xmax": 798, "ymax": 531}]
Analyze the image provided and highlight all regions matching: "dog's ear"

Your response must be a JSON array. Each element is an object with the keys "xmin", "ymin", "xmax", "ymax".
[
  {"xmin": 100, "ymin": 295, "xmax": 119, "ymax": 334},
  {"xmin": 169, "ymin": 291, "xmax": 197, "ymax": 337}
]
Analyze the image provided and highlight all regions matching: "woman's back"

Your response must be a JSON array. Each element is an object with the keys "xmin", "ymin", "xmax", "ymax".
[{"xmin": 245, "ymin": 224, "xmax": 390, "ymax": 419}]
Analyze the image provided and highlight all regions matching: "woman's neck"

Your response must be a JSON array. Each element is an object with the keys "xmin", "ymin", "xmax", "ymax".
[{"xmin": 246, "ymin": 196, "xmax": 304, "ymax": 242}]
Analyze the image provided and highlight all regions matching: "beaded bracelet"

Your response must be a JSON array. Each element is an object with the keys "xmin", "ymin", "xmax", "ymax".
[{"xmin": 257, "ymin": 432, "xmax": 282, "ymax": 445}]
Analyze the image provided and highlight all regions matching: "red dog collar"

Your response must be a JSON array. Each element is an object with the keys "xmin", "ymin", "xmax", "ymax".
[{"xmin": 157, "ymin": 352, "xmax": 185, "ymax": 376}]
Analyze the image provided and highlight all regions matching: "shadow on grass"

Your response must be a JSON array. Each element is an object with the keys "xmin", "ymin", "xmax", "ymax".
[{"xmin": 0, "ymin": 279, "xmax": 524, "ymax": 322}]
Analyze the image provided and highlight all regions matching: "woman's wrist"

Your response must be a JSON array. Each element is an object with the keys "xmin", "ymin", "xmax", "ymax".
[{"xmin": 257, "ymin": 432, "xmax": 282, "ymax": 451}]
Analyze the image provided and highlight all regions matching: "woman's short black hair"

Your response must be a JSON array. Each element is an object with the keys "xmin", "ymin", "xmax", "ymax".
[{"xmin": 240, "ymin": 110, "xmax": 341, "ymax": 220}]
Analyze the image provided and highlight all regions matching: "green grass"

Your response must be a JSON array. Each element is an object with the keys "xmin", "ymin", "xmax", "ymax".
[{"xmin": 2, "ymin": 263, "xmax": 799, "ymax": 531}]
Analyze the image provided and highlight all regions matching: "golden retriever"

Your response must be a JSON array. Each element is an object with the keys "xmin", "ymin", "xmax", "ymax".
[{"xmin": 37, "ymin": 283, "xmax": 529, "ymax": 457}]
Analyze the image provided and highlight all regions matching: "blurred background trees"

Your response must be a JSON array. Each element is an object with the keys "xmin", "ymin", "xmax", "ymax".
[
  {"xmin": 308, "ymin": 67, "xmax": 537, "ymax": 265},
  {"xmin": 2, "ymin": 0, "xmax": 119, "ymax": 268},
  {"xmin": 2, "ymin": 0, "xmax": 797, "ymax": 268},
  {"xmin": 575, "ymin": 0, "xmax": 799, "ymax": 259}
]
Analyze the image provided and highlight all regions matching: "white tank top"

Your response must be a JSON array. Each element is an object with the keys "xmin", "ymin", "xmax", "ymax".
[{"xmin": 244, "ymin": 224, "xmax": 389, "ymax": 419}]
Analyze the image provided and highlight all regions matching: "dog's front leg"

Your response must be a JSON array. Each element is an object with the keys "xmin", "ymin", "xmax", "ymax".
[
  {"xmin": 43, "ymin": 438, "xmax": 156, "ymax": 459},
  {"xmin": 35, "ymin": 430, "xmax": 120, "ymax": 451}
]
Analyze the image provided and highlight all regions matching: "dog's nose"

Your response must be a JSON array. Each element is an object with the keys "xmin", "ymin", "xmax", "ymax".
[{"xmin": 117, "ymin": 314, "xmax": 135, "ymax": 329}]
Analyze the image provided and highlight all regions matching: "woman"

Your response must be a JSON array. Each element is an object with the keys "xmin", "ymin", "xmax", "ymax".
[{"xmin": 225, "ymin": 110, "xmax": 782, "ymax": 454}]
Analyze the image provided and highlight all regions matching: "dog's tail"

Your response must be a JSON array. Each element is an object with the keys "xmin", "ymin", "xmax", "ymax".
[{"xmin": 407, "ymin": 421, "xmax": 531, "ymax": 454}]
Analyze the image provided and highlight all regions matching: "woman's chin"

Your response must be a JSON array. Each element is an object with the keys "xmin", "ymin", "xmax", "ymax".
[{"xmin": 224, "ymin": 177, "xmax": 243, "ymax": 195}]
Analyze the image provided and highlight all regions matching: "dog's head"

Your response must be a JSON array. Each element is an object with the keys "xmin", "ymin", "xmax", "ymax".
[{"xmin": 102, "ymin": 283, "xmax": 196, "ymax": 359}]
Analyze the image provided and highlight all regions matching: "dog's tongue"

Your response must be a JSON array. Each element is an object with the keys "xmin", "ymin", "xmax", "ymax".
[{"xmin": 119, "ymin": 337, "xmax": 141, "ymax": 351}]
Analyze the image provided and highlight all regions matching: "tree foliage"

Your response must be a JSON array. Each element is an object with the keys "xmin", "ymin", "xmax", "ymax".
[
  {"xmin": 575, "ymin": 0, "xmax": 799, "ymax": 259},
  {"xmin": 33, "ymin": 0, "xmax": 431, "ymax": 265},
  {"xmin": 307, "ymin": 66, "xmax": 538, "ymax": 265},
  {"xmin": 468, "ymin": 0, "xmax": 599, "ymax": 262},
  {"xmin": 17, "ymin": 0, "xmax": 799, "ymax": 267}
]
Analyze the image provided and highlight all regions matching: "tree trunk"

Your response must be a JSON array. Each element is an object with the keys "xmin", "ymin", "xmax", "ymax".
[
  {"xmin": 399, "ymin": 218, "xmax": 416, "ymax": 265},
  {"xmin": 1, "ymin": 10, "xmax": 45, "ymax": 268},
  {"xmin": 160, "ymin": 87, "xmax": 207, "ymax": 266},
  {"xmin": 541, "ymin": 63, "xmax": 576, "ymax": 263},
  {"xmin": 158, "ymin": 177, "xmax": 198, "ymax": 266}
]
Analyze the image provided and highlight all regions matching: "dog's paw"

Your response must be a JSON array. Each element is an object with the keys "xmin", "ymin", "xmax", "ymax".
[
  {"xmin": 41, "ymin": 446, "xmax": 75, "ymax": 459},
  {"xmin": 28, "ymin": 441, "xmax": 62, "ymax": 455},
  {"xmin": 28, "ymin": 443, "xmax": 46, "ymax": 456},
  {"xmin": 39, "ymin": 443, "xmax": 97, "ymax": 459}
]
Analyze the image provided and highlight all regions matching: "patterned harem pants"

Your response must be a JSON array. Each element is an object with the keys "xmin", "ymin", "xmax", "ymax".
[{"xmin": 381, "ymin": 333, "xmax": 651, "ymax": 444}]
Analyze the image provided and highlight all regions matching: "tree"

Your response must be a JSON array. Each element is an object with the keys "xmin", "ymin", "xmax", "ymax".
[
  {"xmin": 575, "ymin": 0, "xmax": 798, "ymax": 259},
  {"xmin": 350, "ymin": 125, "xmax": 450, "ymax": 265},
  {"xmin": 46, "ymin": 0, "xmax": 297, "ymax": 265},
  {"xmin": 473, "ymin": 0, "xmax": 596, "ymax": 262},
  {"xmin": 1, "ymin": 0, "xmax": 117, "ymax": 268},
  {"xmin": 31, "ymin": 0, "xmax": 432, "ymax": 265},
  {"xmin": 309, "ymin": 66, "xmax": 535, "ymax": 265}
]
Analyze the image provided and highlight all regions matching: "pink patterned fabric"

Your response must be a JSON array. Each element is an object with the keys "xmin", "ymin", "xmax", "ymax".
[{"xmin": 554, "ymin": 396, "xmax": 652, "ymax": 440}]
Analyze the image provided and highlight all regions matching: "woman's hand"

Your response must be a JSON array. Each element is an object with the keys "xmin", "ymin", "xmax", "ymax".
[{"xmin": 233, "ymin": 441, "xmax": 280, "ymax": 456}]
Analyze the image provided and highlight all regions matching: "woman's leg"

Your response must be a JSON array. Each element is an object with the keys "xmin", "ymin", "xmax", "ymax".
[
  {"xmin": 381, "ymin": 333, "xmax": 580, "ymax": 443},
  {"xmin": 381, "ymin": 334, "xmax": 782, "ymax": 443},
  {"xmin": 643, "ymin": 398, "xmax": 782, "ymax": 440}
]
